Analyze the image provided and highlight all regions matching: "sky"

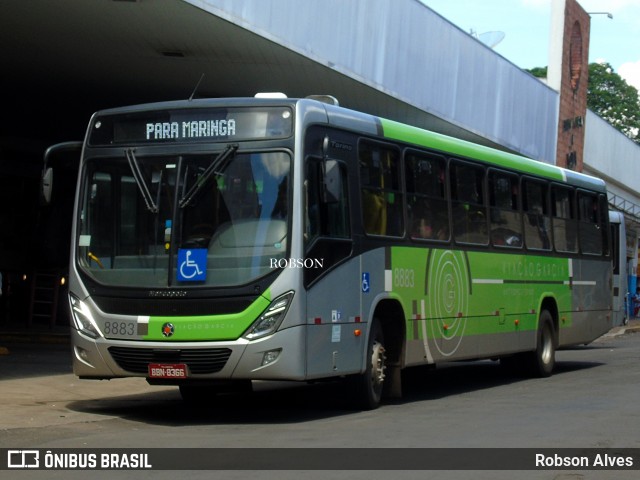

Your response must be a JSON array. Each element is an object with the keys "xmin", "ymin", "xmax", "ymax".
[{"xmin": 421, "ymin": 0, "xmax": 640, "ymax": 90}]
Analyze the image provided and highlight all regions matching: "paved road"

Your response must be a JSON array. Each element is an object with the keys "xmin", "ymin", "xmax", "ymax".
[{"xmin": 1, "ymin": 329, "xmax": 639, "ymax": 480}]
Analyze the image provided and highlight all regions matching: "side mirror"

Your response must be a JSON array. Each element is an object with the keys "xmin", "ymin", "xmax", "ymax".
[
  {"xmin": 42, "ymin": 167, "xmax": 53, "ymax": 205},
  {"xmin": 41, "ymin": 140, "xmax": 82, "ymax": 206}
]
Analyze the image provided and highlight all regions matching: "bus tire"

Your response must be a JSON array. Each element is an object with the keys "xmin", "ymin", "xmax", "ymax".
[
  {"xmin": 525, "ymin": 310, "xmax": 556, "ymax": 377},
  {"xmin": 350, "ymin": 319, "xmax": 387, "ymax": 410}
]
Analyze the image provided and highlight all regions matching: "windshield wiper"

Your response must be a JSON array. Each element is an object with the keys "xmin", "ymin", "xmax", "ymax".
[
  {"xmin": 179, "ymin": 143, "xmax": 238, "ymax": 208},
  {"xmin": 125, "ymin": 148, "xmax": 158, "ymax": 213}
]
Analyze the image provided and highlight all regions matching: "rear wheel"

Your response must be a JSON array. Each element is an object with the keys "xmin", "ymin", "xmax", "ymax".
[
  {"xmin": 524, "ymin": 309, "xmax": 556, "ymax": 377},
  {"xmin": 350, "ymin": 319, "xmax": 387, "ymax": 410}
]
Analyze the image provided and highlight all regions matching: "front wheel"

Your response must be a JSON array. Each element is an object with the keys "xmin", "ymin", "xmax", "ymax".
[
  {"xmin": 350, "ymin": 320, "xmax": 387, "ymax": 410},
  {"xmin": 524, "ymin": 310, "xmax": 556, "ymax": 377}
]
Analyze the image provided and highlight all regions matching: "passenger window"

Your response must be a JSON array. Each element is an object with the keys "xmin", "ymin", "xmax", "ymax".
[
  {"xmin": 405, "ymin": 152, "xmax": 449, "ymax": 241},
  {"xmin": 360, "ymin": 141, "xmax": 403, "ymax": 237},
  {"xmin": 450, "ymin": 161, "xmax": 487, "ymax": 245},
  {"xmin": 489, "ymin": 171, "xmax": 522, "ymax": 248},
  {"xmin": 522, "ymin": 178, "xmax": 551, "ymax": 251},
  {"xmin": 578, "ymin": 191, "xmax": 602, "ymax": 255},
  {"xmin": 552, "ymin": 185, "xmax": 577, "ymax": 253}
]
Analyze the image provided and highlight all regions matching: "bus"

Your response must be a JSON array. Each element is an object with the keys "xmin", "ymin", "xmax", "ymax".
[
  {"xmin": 609, "ymin": 210, "xmax": 629, "ymax": 326},
  {"xmin": 68, "ymin": 95, "xmax": 615, "ymax": 409}
]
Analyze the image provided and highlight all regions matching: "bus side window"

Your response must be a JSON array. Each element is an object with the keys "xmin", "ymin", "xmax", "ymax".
[
  {"xmin": 489, "ymin": 170, "xmax": 522, "ymax": 248},
  {"xmin": 522, "ymin": 178, "xmax": 551, "ymax": 251},
  {"xmin": 450, "ymin": 161, "xmax": 487, "ymax": 245},
  {"xmin": 405, "ymin": 152, "xmax": 449, "ymax": 241},
  {"xmin": 359, "ymin": 141, "xmax": 403, "ymax": 237},
  {"xmin": 552, "ymin": 185, "xmax": 577, "ymax": 253},
  {"xmin": 578, "ymin": 190, "xmax": 602, "ymax": 255}
]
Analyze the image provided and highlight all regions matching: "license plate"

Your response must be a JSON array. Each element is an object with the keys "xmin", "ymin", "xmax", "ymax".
[{"xmin": 148, "ymin": 363, "xmax": 188, "ymax": 379}]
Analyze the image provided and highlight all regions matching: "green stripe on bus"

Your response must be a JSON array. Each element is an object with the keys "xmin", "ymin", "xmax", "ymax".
[
  {"xmin": 144, "ymin": 291, "xmax": 271, "ymax": 341},
  {"xmin": 379, "ymin": 118, "xmax": 566, "ymax": 181}
]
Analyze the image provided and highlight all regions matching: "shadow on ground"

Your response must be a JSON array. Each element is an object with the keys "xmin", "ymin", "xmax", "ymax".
[{"xmin": 66, "ymin": 356, "xmax": 603, "ymax": 426}]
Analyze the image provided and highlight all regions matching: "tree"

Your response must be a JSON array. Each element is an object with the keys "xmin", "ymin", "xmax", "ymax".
[
  {"xmin": 587, "ymin": 62, "xmax": 640, "ymax": 144},
  {"xmin": 527, "ymin": 66, "xmax": 549, "ymax": 79},
  {"xmin": 527, "ymin": 64, "xmax": 640, "ymax": 144}
]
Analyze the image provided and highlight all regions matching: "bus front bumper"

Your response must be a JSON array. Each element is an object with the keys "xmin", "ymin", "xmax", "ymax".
[{"xmin": 71, "ymin": 325, "xmax": 307, "ymax": 382}]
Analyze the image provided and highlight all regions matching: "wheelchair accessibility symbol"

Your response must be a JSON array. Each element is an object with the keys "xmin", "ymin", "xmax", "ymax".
[
  {"xmin": 177, "ymin": 248, "xmax": 207, "ymax": 282},
  {"xmin": 362, "ymin": 272, "xmax": 370, "ymax": 293}
]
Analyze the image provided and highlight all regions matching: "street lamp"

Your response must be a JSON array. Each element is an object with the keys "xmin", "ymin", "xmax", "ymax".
[{"xmin": 587, "ymin": 12, "xmax": 613, "ymax": 19}]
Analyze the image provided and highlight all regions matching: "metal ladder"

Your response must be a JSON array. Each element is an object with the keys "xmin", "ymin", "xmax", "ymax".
[{"xmin": 27, "ymin": 272, "xmax": 61, "ymax": 329}]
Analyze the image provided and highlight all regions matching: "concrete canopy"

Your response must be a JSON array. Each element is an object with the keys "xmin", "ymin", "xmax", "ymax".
[{"xmin": 0, "ymin": 0, "xmax": 520, "ymax": 152}]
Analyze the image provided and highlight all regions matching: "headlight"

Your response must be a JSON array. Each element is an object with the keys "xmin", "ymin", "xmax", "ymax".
[
  {"xmin": 244, "ymin": 291, "xmax": 294, "ymax": 340},
  {"xmin": 69, "ymin": 294, "xmax": 102, "ymax": 339}
]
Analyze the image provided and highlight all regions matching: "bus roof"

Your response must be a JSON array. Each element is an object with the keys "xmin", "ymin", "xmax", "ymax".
[
  {"xmin": 88, "ymin": 97, "xmax": 607, "ymax": 193},
  {"xmin": 371, "ymin": 116, "xmax": 605, "ymax": 194},
  {"xmin": 90, "ymin": 97, "xmax": 300, "ymax": 117},
  {"xmin": 319, "ymin": 103, "xmax": 606, "ymax": 193}
]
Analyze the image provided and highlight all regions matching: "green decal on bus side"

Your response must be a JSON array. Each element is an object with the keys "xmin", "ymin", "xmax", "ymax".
[
  {"xmin": 388, "ymin": 246, "xmax": 572, "ymax": 343},
  {"xmin": 379, "ymin": 118, "xmax": 566, "ymax": 181},
  {"xmin": 144, "ymin": 291, "xmax": 272, "ymax": 341}
]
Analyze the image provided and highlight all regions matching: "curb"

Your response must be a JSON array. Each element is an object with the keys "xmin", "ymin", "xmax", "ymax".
[{"xmin": 599, "ymin": 323, "xmax": 640, "ymax": 340}]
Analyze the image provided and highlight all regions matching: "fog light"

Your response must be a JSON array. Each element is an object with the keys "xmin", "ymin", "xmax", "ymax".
[
  {"xmin": 261, "ymin": 349, "xmax": 281, "ymax": 366},
  {"xmin": 74, "ymin": 346, "xmax": 93, "ymax": 367}
]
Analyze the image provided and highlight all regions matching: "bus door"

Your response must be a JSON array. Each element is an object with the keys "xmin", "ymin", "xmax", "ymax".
[{"xmin": 304, "ymin": 153, "xmax": 360, "ymax": 377}]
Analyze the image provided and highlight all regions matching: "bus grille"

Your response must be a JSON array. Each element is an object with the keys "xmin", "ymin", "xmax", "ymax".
[{"xmin": 108, "ymin": 346, "xmax": 232, "ymax": 375}]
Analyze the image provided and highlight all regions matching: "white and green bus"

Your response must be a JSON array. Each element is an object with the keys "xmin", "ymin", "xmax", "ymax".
[{"xmin": 69, "ymin": 96, "xmax": 616, "ymax": 409}]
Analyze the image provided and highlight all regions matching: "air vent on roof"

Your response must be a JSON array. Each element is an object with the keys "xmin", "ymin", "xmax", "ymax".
[
  {"xmin": 254, "ymin": 92, "xmax": 288, "ymax": 99},
  {"xmin": 306, "ymin": 95, "xmax": 339, "ymax": 106}
]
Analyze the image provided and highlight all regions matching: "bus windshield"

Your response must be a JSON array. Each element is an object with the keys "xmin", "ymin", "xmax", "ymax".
[{"xmin": 77, "ymin": 149, "xmax": 290, "ymax": 288}]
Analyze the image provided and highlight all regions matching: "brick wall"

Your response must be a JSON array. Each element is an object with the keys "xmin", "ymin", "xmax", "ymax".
[{"xmin": 555, "ymin": 0, "xmax": 590, "ymax": 171}]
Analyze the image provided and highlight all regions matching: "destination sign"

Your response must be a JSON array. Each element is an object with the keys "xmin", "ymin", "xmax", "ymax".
[
  {"xmin": 89, "ymin": 107, "xmax": 292, "ymax": 145},
  {"xmin": 146, "ymin": 119, "xmax": 236, "ymax": 140}
]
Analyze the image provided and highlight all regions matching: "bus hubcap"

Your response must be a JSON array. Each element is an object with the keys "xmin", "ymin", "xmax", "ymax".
[
  {"xmin": 371, "ymin": 341, "xmax": 387, "ymax": 388},
  {"xmin": 541, "ymin": 326, "xmax": 553, "ymax": 364}
]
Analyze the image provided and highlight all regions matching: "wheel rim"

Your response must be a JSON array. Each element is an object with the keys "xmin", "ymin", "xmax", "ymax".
[
  {"xmin": 370, "ymin": 341, "xmax": 387, "ymax": 392},
  {"xmin": 540, "ymin": 324, "xmax": 553, "ymax": 365}
]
